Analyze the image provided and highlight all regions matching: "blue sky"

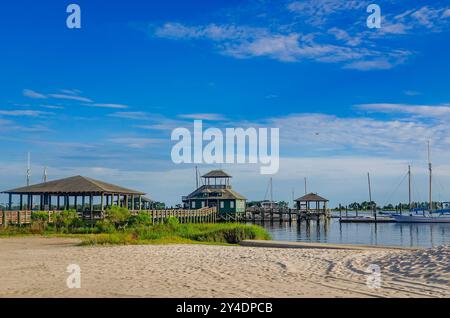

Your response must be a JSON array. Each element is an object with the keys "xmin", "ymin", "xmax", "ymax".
[{"xmin": 1, "ymin": 0, "xmax": 450, "ymax": 206}]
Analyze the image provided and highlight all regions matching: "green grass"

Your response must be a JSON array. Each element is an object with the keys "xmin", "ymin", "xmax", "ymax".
[
  {"xmin": 0, "ymin": 221, "xmax": 271, "ymax": 246},
  {"xmin": 79, "ymin": 222, "xmax": 271, "ymax": 246}
]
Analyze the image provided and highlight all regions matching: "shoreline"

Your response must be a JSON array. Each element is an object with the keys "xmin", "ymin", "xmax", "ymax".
[{"xmin": 0, "ymin": 237, "xmax": 448, "ymax": 298}]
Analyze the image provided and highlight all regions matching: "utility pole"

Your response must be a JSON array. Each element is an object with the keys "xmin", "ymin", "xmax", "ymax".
[
  {"xmin": 292, "ymin": 188, "xmax": 295, "ymax": 208},
  {"xmin": 43, "ymin": 167, "xmax": 48, "ymax": 183},
  {"xmin": 304, "ymin": 177, "xmax": 307, "ymax": 195},
  {"xmin": 428, "ymin": 140, "xmax": 432, "ymax": 211},
  {"xmin": 26, "ymin": 152, "xmax": 31, "ymax": 186}
]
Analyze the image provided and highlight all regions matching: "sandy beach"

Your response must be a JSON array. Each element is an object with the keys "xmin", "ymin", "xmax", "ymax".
[{"xmin": 0, "ymin": 237, "xmax": 449, "ymax": 298}]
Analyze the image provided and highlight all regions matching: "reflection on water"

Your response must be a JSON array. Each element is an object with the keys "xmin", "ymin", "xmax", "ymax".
[{"xmin": 258, "ymin": 219, "xmax": 450, "ymax": 248}]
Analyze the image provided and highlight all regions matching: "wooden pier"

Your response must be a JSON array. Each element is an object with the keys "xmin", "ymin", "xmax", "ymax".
[
  {"xmin": 0, "ymin": 207, "xmax": 218, "ymax": 227},
  {"xmin": 245, "ymin": 207, "xmax": 331, "ymax": 223}
]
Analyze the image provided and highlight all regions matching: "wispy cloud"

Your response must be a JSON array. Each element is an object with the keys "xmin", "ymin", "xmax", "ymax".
[
  {"xmin": 108, "ymin": 111, "xmax": 151, "ymax": 120},
  {"xmin": 148, "ymin": 2, "xmax": 450, "ymax": 71},
  {"xmin": 108, "ymin": 137, "xmax": 163, "ymax": 148},
  {"xmin": 356, "ymin": 103, "xmax": 450, "ymax": 119},
  {"xmin": 23, "ymin": 89, "xmax": 47, "ymax": 99},
  {"xmin": 0, "ymin": 110, "xmax": 51, "ymax": 117},
  {"xmin": 177, "ymin": 113, "xmax": 226, "ymax": 121},
  {"xmin": 48, "ymin": 93, "xmax": 93, "ymax": 103},
  {"xmin": 403, "ymin": 90, "xmax": 422, "ymax": 96},
  {"xmin": 87, "ymin": 103, "xmax": 129, "ymax": 109},
  {"xmin": 287, "ymin": 0, "xmax": 368, "ymax": 26}
]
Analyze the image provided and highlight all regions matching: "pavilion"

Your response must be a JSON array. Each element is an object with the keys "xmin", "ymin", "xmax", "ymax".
[
  {"xmin": 182, "ymin": 169, "xmax": 246, "ymax": 214},
  {"xmin": 294, "ymin": 193, "xmax": 329, "ymax": 212},
  {"xmin": 1, "ymin": 176, "xmax": 150, "ymax": 216}
]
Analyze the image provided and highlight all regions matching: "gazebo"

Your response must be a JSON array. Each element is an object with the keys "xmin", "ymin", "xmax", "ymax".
[
  {"xmin": 294, "ymin": 193, "xmax": 329, "ymax": 212},
  {"xmin": 182, "ymin": 169, "xmax": 246, "ymax": 214},
  {"xmin": 1, "ymin": 175, "xmax": 147, "ymax": 217}
]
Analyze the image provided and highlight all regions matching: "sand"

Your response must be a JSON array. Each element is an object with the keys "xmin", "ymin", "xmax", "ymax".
[{"xmin": 0, "ymin": 237, "xmax": 449, "ymax": 298}]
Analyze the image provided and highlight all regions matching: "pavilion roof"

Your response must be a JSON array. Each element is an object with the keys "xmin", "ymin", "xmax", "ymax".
[
  {"xmin": 294, "ymin": 193, "xmax": 328, "ymax": 202},
  {"xmin": 2, "ymin": 175, "xmax": 146, "ymax": 195},
  {"xmin": 184, "ymin": 185, "xmax": 246, "ymax": 200},
  {"xmin": 201, "ymin": 169, "xmax": 232, "ymax": 178}
]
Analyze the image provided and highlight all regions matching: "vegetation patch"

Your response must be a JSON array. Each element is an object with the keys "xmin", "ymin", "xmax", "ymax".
[{"xmin": 0, "ymin": 209, "xmax": 270, "ymax": 246}]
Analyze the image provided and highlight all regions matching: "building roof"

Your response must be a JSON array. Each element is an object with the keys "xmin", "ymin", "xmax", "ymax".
[
  {"xmin": 295, "ymin": 193, "xmax": 328, "ymax": 202},
  {"xmin": 2, "ymin": 175, "xmax": 146, "ymax": 195},
  {"xmin": 201, "ymin": 169, "xmax": 232, "ymax": 178},
  {"xmin": 184, "ymin": 185, "xmax": 246, "ymax": 200}
]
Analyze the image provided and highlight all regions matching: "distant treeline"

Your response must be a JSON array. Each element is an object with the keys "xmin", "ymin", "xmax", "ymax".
[{"xmin": 334, "ymin": 201, "xmax": 442, "ymax": 211}]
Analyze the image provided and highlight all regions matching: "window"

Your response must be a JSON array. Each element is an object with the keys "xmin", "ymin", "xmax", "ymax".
[
  {"xmin": 201, "ymin": 201, "xmax": 205, "ymax": 208},
  {"xmin": 191, "ymin": 201, "xmax": 196, "ymax": 208},
  {"xmin": 230, "ymin": 201, "xmax": 235, "ymax": 209},
  {"xmin": 220, "ymin": 201, "xmax": 224, "ymax": 208}
]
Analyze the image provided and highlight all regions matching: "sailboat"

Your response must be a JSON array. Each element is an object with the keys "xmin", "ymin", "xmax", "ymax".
[{"xmin": 392, "ymin": 141, "xmax": 450, "ymax": 223}]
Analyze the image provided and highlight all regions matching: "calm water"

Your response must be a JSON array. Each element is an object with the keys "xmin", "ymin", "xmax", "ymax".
[{"xmin": 258, "ymin": 217, "xmax": 450, "ymax": 248}]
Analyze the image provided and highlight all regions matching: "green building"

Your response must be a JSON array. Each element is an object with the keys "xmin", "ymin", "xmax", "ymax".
[{"xmin": 182, "ymin": 170, "xmax": 246, "ymax": 214}]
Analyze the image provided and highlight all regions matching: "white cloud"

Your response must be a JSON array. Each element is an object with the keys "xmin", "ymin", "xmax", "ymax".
[
  {"xmin": 287, "ymin": 0, "xmax": 368, "ymax": 26},
  {"xmin": 356, "ymin": 103, "xmax": 450, "ymax": 119},
  {"xmin": 403, "ymin": 90, "xmax": 422, "ymax": 96},
  {"xmin": 48, "ymin": 93, "xmax": 93, "ymax": 103},
  {"xmin": 88, "ymin": 103, "xmax": 129, "ymax": 109},
  {"xmin": 108, "ymin": 137, "xmax": 163, "ymax": 149},
  {"xmin": 178, "ymin": 113, "xmax": 226, "ymax": 121},
  {"xmin": 108, "ymin": 111, "xmax": 151, "ymax": 120},
  {"xmin": 0, "ymin": 110, "xmax": 50, "ymax": 117},
  {"xmin": 343, "ymin": 59, "xmax": 396, "ymax": 71},
  {"xmin": 23, "ymin": 89, "xmax": 47, "ymax": 99},
  {"xmin": 153, "ymin": 22, "xmax": 408, "ymax": 69},
  {"xmin": 443, "ymin": 9, "xmax": 450, "ymax": 18}
]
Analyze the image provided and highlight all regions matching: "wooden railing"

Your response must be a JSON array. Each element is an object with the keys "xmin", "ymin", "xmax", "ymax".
[{"xmin": 0, "ymin": 207, "xmax": 218, "ymax": 226}]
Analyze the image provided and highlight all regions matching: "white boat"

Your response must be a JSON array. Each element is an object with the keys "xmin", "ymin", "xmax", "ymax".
[
  {"xmin": 392, "ymin": 213, "xmax": 450, "ymax": 223},
  {"xmin": 392, "ymin": 141, "xmax": 450, "ymax": 223}
]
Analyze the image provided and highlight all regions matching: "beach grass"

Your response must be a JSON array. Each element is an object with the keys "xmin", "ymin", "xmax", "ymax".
[
  {"xmin": 0, "ymin": 209, "xmax": 271, "ymax": 246},
  {"xmin": 78, "ymin": 222, "xmax": 271, "ymax": 246}
]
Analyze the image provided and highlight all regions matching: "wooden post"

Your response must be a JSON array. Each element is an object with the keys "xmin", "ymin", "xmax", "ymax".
[
  {"xmin": 8, "ymin": 193, "xmax": 12, "ymax": 211},
  {"xmin": 89, "ymin": 194, "xmax": 93, "ymax": 226},
  {"xmin": 2, "ymin": 210, "xmax": 7, "ymax": 228}
]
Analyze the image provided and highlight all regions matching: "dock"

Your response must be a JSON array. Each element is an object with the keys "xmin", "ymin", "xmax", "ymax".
[{"xmin": 338, "ymin": 216, "xmax": 395, "ymax": 223}]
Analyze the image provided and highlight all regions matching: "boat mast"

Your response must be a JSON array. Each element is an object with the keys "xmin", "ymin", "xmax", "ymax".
[
  {"xmin": 195, "ymin": 165, "xmax": 199, "ymax": 189},
  {"xmin": 408, "ymin": 165, "xmax": 412, "ymax": 211},
  {"xmin": 428, "ymin": 140, "xmax": 432, "ymax": 211},
  {"xmin": 367, "ymin": 172, "xmax": 373, "ymax": 212},
  {"xmin": 270, "ymin": 177, "xmax": 273, "ymax": 208}
]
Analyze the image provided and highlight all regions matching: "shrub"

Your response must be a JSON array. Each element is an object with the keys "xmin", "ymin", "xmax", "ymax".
[
  {"xmin": 55, "ymin": 209, "xmax": 80, "ymax": 232},
  {"xmin": 105, "ymin": 206, "xmax": 131, "ymax": 229},
  {"xmin": 31, "ymin": 211, "xmax": 50, "ymax": 232},
  {"xmin": 129, "ymin": 211, "xmax": 152, "ymax": 226},
  {"xmin": 95, "ymin": 220, "xmax": 116, "ymax": 233}
]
